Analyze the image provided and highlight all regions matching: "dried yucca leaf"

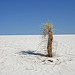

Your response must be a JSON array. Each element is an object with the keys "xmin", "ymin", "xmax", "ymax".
[{"xmin": 42, "ymin": 22, "xmax": 53, "ymax": 37}]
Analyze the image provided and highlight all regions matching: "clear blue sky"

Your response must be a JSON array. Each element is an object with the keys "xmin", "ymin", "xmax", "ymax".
[{"xmin": 0, "ymin": 0, "xmax": 75, "ymax": 35}]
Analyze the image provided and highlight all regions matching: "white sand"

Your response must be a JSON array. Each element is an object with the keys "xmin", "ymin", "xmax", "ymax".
[{"xmin": 0, "ymin": 35, "xmax": 75, "ymax": 75}]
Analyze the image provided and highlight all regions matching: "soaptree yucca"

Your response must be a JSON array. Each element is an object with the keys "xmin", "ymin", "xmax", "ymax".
[{"xmin": 42, "ymin": 22, "xmax": 53, "ymax": 57}]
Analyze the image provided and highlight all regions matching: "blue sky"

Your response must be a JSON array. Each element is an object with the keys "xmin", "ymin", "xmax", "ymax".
[{"xmin": 0, "ymin": 0, "xmax": 75, "ymax": 35}]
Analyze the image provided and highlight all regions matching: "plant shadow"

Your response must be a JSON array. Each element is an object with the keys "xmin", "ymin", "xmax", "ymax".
[{"xmin": 18, "ymin": 50, "xmax": 46, "ymax": 57}]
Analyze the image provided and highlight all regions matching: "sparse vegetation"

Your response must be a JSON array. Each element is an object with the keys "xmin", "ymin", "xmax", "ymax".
[{"xmin": 42, "ymin": 22, "xmax": 53, "ymax": 57}]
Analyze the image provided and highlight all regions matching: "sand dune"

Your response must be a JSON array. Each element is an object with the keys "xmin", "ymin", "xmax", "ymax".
[{"xmin": 0, "ymin": 35, "xmax": 75, "ymax": 75}]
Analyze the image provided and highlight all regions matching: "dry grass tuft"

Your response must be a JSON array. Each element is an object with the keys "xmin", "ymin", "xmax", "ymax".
[{"xmin": 41, "ymin": 22, "xmax": 53, "ymax": 37}]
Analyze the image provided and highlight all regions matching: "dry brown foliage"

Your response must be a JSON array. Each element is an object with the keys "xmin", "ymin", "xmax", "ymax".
[{"xmin": 41, "ymin": 22, "xmax": 53, "ymax": 37}]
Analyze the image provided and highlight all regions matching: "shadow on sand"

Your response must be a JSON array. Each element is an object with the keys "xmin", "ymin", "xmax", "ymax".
[{"xmin": 18, "ymin": 50, "xmax": 46, "ymax": 57}]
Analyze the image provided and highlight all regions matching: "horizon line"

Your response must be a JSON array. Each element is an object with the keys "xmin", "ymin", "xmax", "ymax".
[{"xmin": 0, "ymin": 33, "xmax": 75, "ymax": 35}]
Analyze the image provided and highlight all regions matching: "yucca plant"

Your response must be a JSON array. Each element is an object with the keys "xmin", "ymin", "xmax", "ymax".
[{"xmin": 42, "ymin": 22, "xmax": 53, "ymax": 57}]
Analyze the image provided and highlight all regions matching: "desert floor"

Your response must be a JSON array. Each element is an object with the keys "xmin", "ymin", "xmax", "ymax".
[{"xmin": 0, "ymin": 35, "xmax": 75, "ymax": 75}]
